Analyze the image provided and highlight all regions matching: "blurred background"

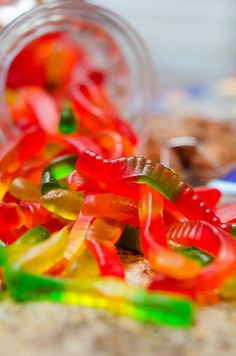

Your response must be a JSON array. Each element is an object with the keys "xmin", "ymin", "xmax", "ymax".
[
  {"xmin": 90, "ymin": 0, "xmax": 236, "ymax": 187},
  {"xmin": 91, "ymin": 0, "xmax": 236, "ymax": 88}
]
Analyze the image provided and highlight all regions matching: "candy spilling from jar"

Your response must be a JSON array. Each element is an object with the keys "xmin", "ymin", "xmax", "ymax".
[{"xmin": 1, "ymin": 32, "xmax": 236, "ymax": 328}]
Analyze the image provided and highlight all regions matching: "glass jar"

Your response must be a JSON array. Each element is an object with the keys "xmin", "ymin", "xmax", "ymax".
[{"xmin": 0, "ymin": 0, "xmax": 156, "ymax": 143}]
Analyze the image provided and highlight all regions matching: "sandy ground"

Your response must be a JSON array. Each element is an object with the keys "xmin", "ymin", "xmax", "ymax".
[
  {"xmin": 1, "ymin": 249, "xmax": 236, "ymax": 356},
  {"xmin": 1, "ymin": 300, "xmax": 236, "ymax": 356}
]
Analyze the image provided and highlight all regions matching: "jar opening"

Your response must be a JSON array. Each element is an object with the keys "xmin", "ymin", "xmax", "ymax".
[{"xmin": 0, "ymin": 0, "xmax": 156, "ymax": 141}]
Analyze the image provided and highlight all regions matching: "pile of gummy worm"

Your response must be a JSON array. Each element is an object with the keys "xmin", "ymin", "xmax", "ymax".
[{"xmin": 0, "ymin": 32, "xmax": 236, "ymax": 328}]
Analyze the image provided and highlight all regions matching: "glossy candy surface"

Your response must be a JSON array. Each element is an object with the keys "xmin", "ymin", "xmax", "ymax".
[
  {"xmin": 149, "ymin": 221, "xmax": 236, "ymax": 299},
  {"xmin": 9, "ymin": 177, "xmax": 41, "ymax": 202},
  {"xmin": 138, "ymin": 185, "xmax": 201, "ymax": 279},
  {"xmin": 1, "ymin": 30, "xmax": 236, "ymax": 328},
  {"xmin": 83, "ymin": 192, "xmax": 139, "ymax": 227},
  {"xmin": 76, "ymin": 151, "xmax": 227, "ymax": 230},
  {"xmin": 4, "ymin": 268, "xmax": 194, "ymax": 327},
  {"xmin": 40, "ymin": 189, "xmax": 84, "ymax": 220}
]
